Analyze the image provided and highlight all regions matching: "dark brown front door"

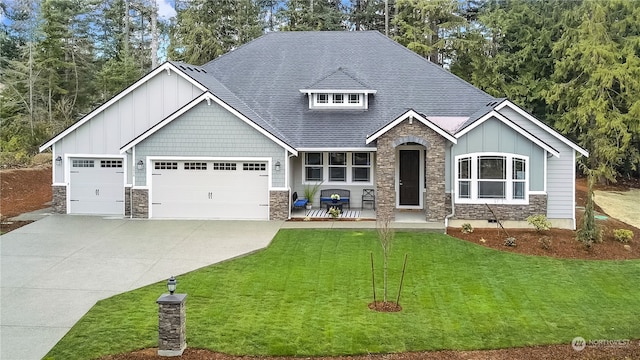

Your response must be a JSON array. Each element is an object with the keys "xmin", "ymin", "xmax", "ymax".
[{"xmin": 399, "ymin": 150, "xmax": 420, "ymax": 206}]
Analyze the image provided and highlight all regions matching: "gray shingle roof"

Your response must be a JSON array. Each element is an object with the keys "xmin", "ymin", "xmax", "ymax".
[
  {"xmin": 184, "ymin": 31, "xmax": 497, "ymax": 148},
  {"xmin": 304, "ymin": 67, "xmax": 374, "ymax": 91}
]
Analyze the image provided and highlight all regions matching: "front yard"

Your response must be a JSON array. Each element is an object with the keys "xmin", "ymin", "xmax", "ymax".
[{"xmin": 45, "ymin": 230, "xmax": 640, "ymax": 359}]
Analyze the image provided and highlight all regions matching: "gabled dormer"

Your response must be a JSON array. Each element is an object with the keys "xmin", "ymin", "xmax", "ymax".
[{"xmin": 300, "ymin": 67, "xmax": 377, "ymax": 110}]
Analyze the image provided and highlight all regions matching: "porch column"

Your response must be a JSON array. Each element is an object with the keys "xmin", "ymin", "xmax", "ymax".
[{"xmin": 375, "ymin": 135, "xmax": 396, "ymax": 221}]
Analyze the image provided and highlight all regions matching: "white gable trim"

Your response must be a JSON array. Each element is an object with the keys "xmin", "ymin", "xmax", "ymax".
[
  {"xmin": 366, "ymin": 110, "xmax": 457, "ymax": 144},
  {"xmin": 495, "ymin": 100, "xmax": 589, "ymax": 157},
  {"xmin": 39, "ymin": 62, "xmax": 208, "ymax": 152},
  {"xmin": 120, "ymin": 92, "xmax": 298, "ymax": 156},
  {"xmin": 455, "ymin": 110, "xmax": 560, "ymax": 158}
]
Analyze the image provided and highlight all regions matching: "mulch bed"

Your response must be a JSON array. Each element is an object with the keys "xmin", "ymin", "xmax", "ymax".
[{"xmin": 101, "ymin": 343, "xmax": 640, "ymax": 360}]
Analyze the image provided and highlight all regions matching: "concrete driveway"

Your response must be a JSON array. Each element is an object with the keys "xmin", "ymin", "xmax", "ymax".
[{"xmin": 0, "ymin": 215, "xmax": 283, "ymax": 360}]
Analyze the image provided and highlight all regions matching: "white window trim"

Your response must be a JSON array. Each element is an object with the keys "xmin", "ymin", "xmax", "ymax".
[
  {"xmin": 311, "ymin": 93, "xmax": 366, "ymax": 109},
  {"xmin": 454, "ymin": 152, "xmax": 529, "ymax": 205},
  {"xmin": 302, "ymin": 152, "xmax": 374, "ymax": 186}
]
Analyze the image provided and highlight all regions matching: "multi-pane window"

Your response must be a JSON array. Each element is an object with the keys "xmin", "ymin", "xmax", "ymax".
[
  {"xmin": 512, "ymin": 158, "xmax": 526, "ymax": 200},
  {"xmin": 184, "ymin": 162, "xmax": 207, "ymax": 170},
  {"xmin": 478, "ymin": 156, "xmax": 506, "ymax": 199},
  {"xmin": 243, "ymin": 163, "xmax": 266, "ymax": 171},
  {"xmin": 329, "ymin": 152, "xmax": 346, "ymax": 182},
  {"xmin": 72, "ymin": 159, "xmax": 94, "ymax": 168},
  {"xmin": 101, "ymin": 160, "xmax": 122, "ymax": 168},
  {"xmin": 352, "ymin": 153, "xmax": 370, "ymax": 182},
  {"xmin": 305, "ymin": 153, "xmax": 323, "ymax": 181},
  {"xmin": 304, "ymin": 152, "xmax": 373, "ymax": 183},
  {"xmin": 154, "ymin": 162, "xmax": 178, "ymax": 170},
  {"xmin": 213, "ymin": 162, "xmax": 236, "ymax": 171},
  {"xmin": 313, "ymin": 93, "xmax": 365, "ymax": 108},
  {"xmin": 317, "ymin": 93, "xmax": 329, "ymax": 103},
  {"xmin": 455, "ymin": 153, "xmax": 528, "ymax": 203},
  {"xmin": 458, "ymin": 157, "xmax": 471, "ymax": 198}
]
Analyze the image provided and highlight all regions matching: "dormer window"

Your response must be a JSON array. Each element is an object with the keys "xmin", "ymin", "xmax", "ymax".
[{"xmin": 309, "ymin": 92, "xmax": 368, "ymax": 109}]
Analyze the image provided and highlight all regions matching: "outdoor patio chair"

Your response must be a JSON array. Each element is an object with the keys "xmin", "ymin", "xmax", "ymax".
[
  {"xmin": 362, "ymin": 189, "xmax": 375, "ymax": 210},
  {"xmin": 292, "ymin": 192, "xmax": 308, "ymax": 209}
]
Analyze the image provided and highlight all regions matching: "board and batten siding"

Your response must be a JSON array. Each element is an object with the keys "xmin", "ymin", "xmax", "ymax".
[
  {"xmin": 497, "ymin": 106, "xmax": 577, "ymax": 221},
  {"xmin": 134, "ymin": 101, "xmax": 286, "ymax": 188},
  {"xmin": 446, "ymin": 117, "xmax": 545, "ymax": 192},
  {"xmin": 52, "ymin": 70, "xmax": 203, "ymax": 183}
]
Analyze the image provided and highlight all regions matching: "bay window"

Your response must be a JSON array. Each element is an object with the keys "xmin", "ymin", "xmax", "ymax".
[
  {"xmin": 455, "ymin": 153, "xmax": 528, "ymax": 204},
  {"xmin": 303, "ymin": 152, "xmax": 373, "ymax": 184}
]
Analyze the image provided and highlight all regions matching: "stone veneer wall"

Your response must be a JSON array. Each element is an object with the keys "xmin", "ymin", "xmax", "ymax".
[
  {"xmin": 52, "ymin": 185, "xmax": 67, "ymax": 214},
  {"xmin": 446, "ymin": 194, "xmax": 547, "ymax": 221},
  {"xmin": 124, "ymin": 187, "xmax": 132, "ymax": 217},
  {"xmin": 375, "ymin": 119, "xmax": 447, "ymax": 221},
  {"xmin": 132, "ymin": 188, "xmax": 149, "ymax": 218},
  {"xmin": 269, "ymin": 190, "xmax": 289, "ymax": 220}
]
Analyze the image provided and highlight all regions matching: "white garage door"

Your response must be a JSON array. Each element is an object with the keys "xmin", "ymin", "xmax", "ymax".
[
  {"xmin": 69, "ymin": 158, "xmax": 125, "ymax": 215},
  {"xmin": 151, "ymin": 160, "xmax": 269, "ymax": 219}
]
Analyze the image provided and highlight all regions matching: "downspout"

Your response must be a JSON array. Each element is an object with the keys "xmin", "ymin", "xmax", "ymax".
[
  {"xmin": 444, "ymin": 143, "xmax": 455, "ymax": 233},
  {"xmin": 130, "ymin": 146, "xmax": 135, "ymax": 219},
  {"xmin": 287, "ymin": 152, "xmax": 296, "ymax": 220}
]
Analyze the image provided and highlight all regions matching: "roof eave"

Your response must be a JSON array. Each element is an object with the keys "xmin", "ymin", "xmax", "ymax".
[{"xmin": 366, "ymin": 109, "xmax": 457, "ymax": 145}]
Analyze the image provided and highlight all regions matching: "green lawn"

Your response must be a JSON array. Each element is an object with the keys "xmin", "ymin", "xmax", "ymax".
[{"xmin": 45, "ymin": 230, "xmax": 640, "ymax": 359}]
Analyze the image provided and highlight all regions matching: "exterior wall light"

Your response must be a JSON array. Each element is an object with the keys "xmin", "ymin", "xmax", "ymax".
[
  {"xmin": 167, "ymin": 276, "xmax": 177, "ymax": 295},
  {"xmin": 275, "ymin": 161, "xmax": 281, "ymax": 171},
  {"xmin": 137, "ymin": 160, "xmax": 144, "ymax": 170},
  {"xmin": 55, "ymin": 156, "xmax": 62, "ymax": 166}
]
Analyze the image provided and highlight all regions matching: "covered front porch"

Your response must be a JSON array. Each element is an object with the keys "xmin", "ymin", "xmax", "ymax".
[{"xmin": 289, "ymin": 207, "xmax": 445, "ymax": 231}]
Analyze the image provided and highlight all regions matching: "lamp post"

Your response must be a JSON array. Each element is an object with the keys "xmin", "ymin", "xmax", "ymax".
[
  {"xmin": 167, "ymin": 276, "xmax": 177, "ymax": 295},
  {"xmin": 157, "ymin": 276, "xmax": 187, "ymax": 356}
]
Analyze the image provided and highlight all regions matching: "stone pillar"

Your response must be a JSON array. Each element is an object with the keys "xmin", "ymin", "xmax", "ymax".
[
  {"xmin": 51, "ymin": 185, "xmax": 67, "ymax": 214},
  {"xmin": 157, "ymin": 294, "xmax": 187, "ymax": 357},
  {"xmin": 132, "ymin": 188, "xmax": 149, "ymax": 218},
  {"xmin": 269, "ymin": 190, "xmax": 290, "ymax": 220}
]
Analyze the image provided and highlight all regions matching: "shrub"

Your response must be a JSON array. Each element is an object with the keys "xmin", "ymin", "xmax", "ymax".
[
  {"xmin": 461, "ymin": 223, "xmax": 473, "ymax": 234},
  {"xmin": 504, "ymin": 237, "xmax": 516, "ymax": 247},
  {"xmin": 577, "ymin": 175, "xmax": 602, "ymax": 245},
  {"xmin": 613, "ymin": 229, "xmax": 633, "ymax": 243},
  {"xmin": 527, "ymin": 214, "xmax": 552, "ymax": 232},
  {"xmin": 539, "ymin": 236, "xmax": 552, "ymax": 250},
  {"xmin": 328, "ymin": 206, "xmax": 341, "ymax": 219}
]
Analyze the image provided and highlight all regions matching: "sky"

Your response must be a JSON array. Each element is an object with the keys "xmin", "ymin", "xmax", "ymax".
[{"xmin": 157, "ymin": 0, "xmax": 177, "ymax": 20}]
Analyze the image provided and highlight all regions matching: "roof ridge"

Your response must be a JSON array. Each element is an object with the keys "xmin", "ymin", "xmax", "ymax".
[{"xmin": 307, "ymin": 67, "xmax": 372, "ymax": 89}]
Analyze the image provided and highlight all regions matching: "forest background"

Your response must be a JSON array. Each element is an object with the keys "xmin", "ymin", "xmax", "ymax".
[{"xmin": 1, "ymin": 0, "xmax": 638, "ymax": 183}]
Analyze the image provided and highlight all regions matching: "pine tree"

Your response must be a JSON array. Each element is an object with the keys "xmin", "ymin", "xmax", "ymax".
[
  {"xmin": 546, "ymin": 0, "xmax": 640, "ymax": 183},
  {"xmin": 279, "ymin": 0, "xmax": 347, "ymax": 31}
]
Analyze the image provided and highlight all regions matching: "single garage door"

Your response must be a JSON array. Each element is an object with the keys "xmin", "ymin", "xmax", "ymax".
[
  {"xmin": 69, "ymin": 158, "xmax": 125, "ymax": 215},
  {"xmin": 151, "ymin": 160, "xmax": 269, "ymax": 219}
]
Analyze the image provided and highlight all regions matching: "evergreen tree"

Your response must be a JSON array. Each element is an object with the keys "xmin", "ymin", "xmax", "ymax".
[
  {"xmin": 393, "ymin": 0, "xmax": 465, "ymax": 65},
  {"xmin": 350, "ymin": 0, "xmax": 388, "ymax": 32},
  {"xmin": 168, "ymin": 0, "xmax": 264, "ymax": 65},
  {"xmin": 546, "ymin": 0, "xmax": 640, "ymax": 182},
  {"xmin": 279, "ymin": 0, "xmax": 347, "ymax": 31}
]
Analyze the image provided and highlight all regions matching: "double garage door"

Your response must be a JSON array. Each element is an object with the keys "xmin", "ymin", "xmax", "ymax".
[
  {"xmin": 69, "ymin": 158, "xmax": 125, "ymax": 215},
  {"xmin": 151, "ymin": 160, "xmax": 269, "ymax": 220}
]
